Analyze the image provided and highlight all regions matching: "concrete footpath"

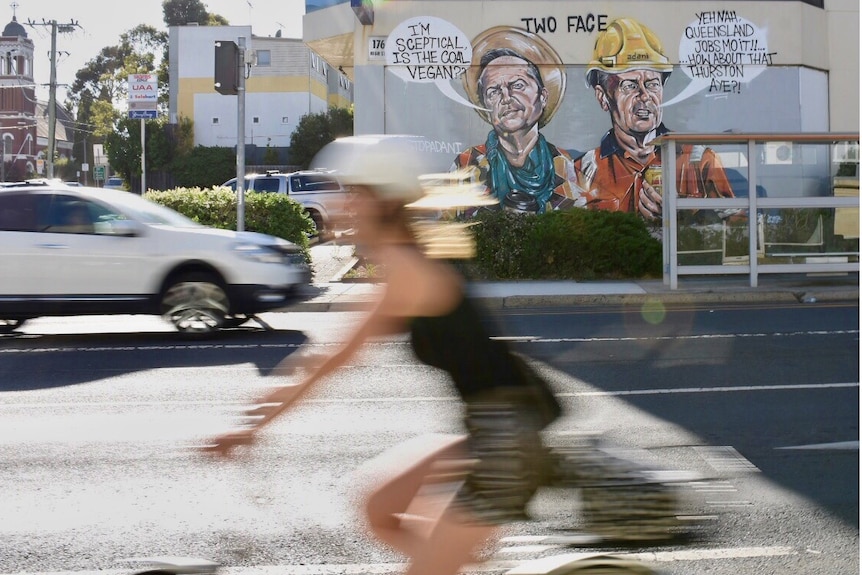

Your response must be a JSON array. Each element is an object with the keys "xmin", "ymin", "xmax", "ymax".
[{"xmin": 290, "ymin": 243, "xmax": 860, "ymax": 312}]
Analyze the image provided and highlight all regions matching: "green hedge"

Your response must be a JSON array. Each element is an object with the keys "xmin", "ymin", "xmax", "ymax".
[
  {"xmin": 144, "ymin": 188, "xmax": 314, "ymax": 261},
  {"xmin": 142, "ymin": 188, "xmax": 661, "ymax": 280},
  {"xmin": 470, "ymin": 209, "xmax": 662, "ymax": 280}
]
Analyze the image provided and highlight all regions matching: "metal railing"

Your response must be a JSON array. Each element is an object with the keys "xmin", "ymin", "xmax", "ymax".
[{"xmin": 656, "ymin": 133, "xmax": 860, "ymax": 289}]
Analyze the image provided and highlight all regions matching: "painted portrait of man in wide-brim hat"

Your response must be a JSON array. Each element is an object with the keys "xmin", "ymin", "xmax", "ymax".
[
  {"xmin": 462, "ymin": 26, "xmax": 566, "ymax": 129},
  {"xmin": 453, "ymin": 26, "xmax": 579, "ymax": 214}
]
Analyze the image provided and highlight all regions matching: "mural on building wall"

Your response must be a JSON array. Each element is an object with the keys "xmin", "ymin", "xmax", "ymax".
[{"xmin": 383, "ymin": 12, "xmax": 779, "ymax": 224}]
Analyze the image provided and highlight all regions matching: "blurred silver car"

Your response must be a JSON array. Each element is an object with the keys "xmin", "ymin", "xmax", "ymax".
[{"xmin": 0, "ymin": 181, "xmax": 311, "ymax": 334}]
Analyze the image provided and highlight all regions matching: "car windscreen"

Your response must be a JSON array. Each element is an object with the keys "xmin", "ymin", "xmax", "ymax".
[
  {"xmin": 290, "ymin": 174, "xmax": 341, "ymax": 192},
  {"xmin": 97, "ymin": 190, "xmax": 201, "ymax": 227}
]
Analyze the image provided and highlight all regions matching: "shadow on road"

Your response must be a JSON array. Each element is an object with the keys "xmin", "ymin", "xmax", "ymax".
[
  {"xmin": 496, "ymin": 301, "xmax": 860, "ymax": 530},
  {"xmin": 0, "ymin": 326, "xmax": 309, "ymax": 392}
]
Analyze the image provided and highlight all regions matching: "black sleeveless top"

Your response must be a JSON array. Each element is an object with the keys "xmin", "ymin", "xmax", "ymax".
[
  {"xmin": 410, "ymin": 294, "xmax": 534, "ymax": 399},
  {"xmin": 410, "ymin": 293, "xmax": 562, "ymax": 428}
]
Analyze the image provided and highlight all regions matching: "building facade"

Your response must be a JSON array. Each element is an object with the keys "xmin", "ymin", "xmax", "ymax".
[
  {"xmin": 302, "ymin": 0, "xmax": 859, "ymax": 282},
  {"xmin": 168, "ymin": 25, "xmax": 353, "ymax": 166}
]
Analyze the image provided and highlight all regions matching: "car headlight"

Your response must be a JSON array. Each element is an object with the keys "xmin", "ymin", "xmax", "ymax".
[{"xmin": 232, "ymin": 243, "xmax": 287, "ymax": 264}]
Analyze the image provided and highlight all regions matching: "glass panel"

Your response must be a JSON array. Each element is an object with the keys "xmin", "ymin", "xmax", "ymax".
[
  {"xmin": 722, "ymin": 214, "xmax": 753, "ymax": 264},
  {"xmin": 675, "ymin": 142, "xmax": 752, "ymax": 200},
  {"xmin": 295, "ymin": 174, "xmax": 341, "ymax": 191},
  {"xmin": 755, "ymin": 142, "xmax": 833, "ymax": 198},
  {"xmin": 832, "ymin": 142, "xmax": 859, "ymax": 208},
  {"xmin": 255, "ymin": 177, "xmax": 281, "ymax": 193},
  {"xmin": 0, "ymin": 193, "xmax": 38, "ymax": 231},
  {"xmin": 676, "ymin": 209, "xmax": 751, "ymax": 266},
  {"xmin": 760, "ymin": 207, "xmax": 859, "ymax": 261}
]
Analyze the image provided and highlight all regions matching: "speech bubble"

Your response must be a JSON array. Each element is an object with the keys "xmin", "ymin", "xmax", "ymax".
[
  {"xmin": 385, "ymin": 16, "xmax": 487, "ymax": 111},
  {"xmin": 664, "ymin": 13, "xmax": 771, "ymax": 107}
]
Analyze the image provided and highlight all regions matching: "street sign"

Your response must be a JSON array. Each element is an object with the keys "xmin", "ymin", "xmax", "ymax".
[
  {"xmin": 129, "ymin": 110, "xmax": 158, "ymax": 119},
  {"xmin": 128, "ymin": 73, "xmax": 158, "ymax": 103},
  {"xmin": 129, "ymin": 101, "xmax": 159, "ymax": 110},
  {"xmin": 94, "ymin": 165, "xmax": 106, "ymax": 180}
]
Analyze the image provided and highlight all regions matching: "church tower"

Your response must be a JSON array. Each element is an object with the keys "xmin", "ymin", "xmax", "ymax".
[{"xmin": 0, "ymin": 2, "xmax": 37, "ymax": 180}]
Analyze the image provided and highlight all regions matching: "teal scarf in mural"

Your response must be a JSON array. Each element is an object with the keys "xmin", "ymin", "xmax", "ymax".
[{"xmin": 485, "ymin": 131, "xmax": 556, "ymax": 212}]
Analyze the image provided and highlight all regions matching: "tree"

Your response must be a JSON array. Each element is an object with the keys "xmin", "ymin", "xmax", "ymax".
[
  {"xmin": 171, "ymin": 146, "xmax": 237, "ymax": 188},
  {"xmin": 263, "ymin": 143, "xmax": 280, "ymax": 165},
  {"xmin": 163, "ymin": 0, "xmax": 228, "ymax": 27},
  {"xmin": 288, "ymin": 107, "xmax": 355, "ymax": 169},
  {"xmin": 59, "ymin": 1, "xmax": 230, "ymax": 189},
  {"xmin": 104, "ymin": 116, "xmax": 175, "ymax": 186},
  {"xmin": 65, "ymin": 24, "xmax": 170, "ymax": 185}
]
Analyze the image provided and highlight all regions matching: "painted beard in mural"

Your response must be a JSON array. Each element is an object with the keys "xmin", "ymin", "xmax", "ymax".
[
  {"xmin": 574, "ymin": 18, "xmax": 736, "ymax": 222},
  {"xmin": 453, "ymin": 27, "xmax": 581, "ymax": 214}
]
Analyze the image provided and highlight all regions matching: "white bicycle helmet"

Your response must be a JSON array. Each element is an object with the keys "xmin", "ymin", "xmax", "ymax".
[{"xmin": 311, "ymin": 135, "xmax": 428, "ymax": 204}]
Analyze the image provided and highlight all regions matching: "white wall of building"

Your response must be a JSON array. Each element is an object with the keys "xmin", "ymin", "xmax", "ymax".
[{"xmin": 194, "ymin": 91, "xmax": 327, "ymax": 148}]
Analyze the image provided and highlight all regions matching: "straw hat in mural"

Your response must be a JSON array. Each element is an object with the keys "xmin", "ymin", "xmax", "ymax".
[{"xmin": 462, "ymin": 26, "xmax": 566, "ymax": 129}]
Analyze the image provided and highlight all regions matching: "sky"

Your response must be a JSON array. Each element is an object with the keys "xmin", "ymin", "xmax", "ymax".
[{"xmin": 8, "ymin": 0, "xmax": 306, "ymax": 103}]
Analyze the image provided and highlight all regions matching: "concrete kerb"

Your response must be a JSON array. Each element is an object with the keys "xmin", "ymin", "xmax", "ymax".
[
  {"xmin": 286, "ymin": 281, "xmax": 858, "ymax": 312},
  {"xmin": 306, "ymin": 242, "xmax": 858, "ymax": 311}
]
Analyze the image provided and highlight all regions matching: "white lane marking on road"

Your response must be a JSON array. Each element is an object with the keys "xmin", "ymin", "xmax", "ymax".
[
  {"xmin": 1, "ymin": 329, "xmax": 857, "ymax": 354},
  {"xmin": 506, "ymin": 329, "xmax": 859, "ymax": 343},
  {"xmin": 0, "ymin": 383, "xmax": 858, "ymax": 410},
  {"xmin": 0, "ymin": 546, "xmax": 801, "ymax": 575},
  {"xmin": 496, "ymin": 545, "xmax": 560, "ymax": 554},
  {"xmin": 776, "ymin": 440, "xmax": 859, "ymax": 450},
  {"xmin": 556, "ymin": 382, "xmax": 859, "ymax": 398},
  {"xmin": 627, "ymin": 545, "xmax": 797, "ymax": 562},
  {"xmin": 688, "ymin": 480, "xmax": 738, "ymax": 492},
  {"xmin": 694, "ymin": 446, "xmax": 761, "ymax": 473}
]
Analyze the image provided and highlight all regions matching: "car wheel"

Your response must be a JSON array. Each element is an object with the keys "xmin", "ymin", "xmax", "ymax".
[
  {"xmin": 0, "ymin": 318, "xmax": 26, "ymax": 333},
  {"xmin": 161, "ymin": 273, "xmax": 229, "ymax": 335},
  {"xmin": 308, "ymin": 210, "xmax": 325, "ymax": 238}
]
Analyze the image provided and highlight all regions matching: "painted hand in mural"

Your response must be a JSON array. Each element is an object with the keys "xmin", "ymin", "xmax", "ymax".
[{"xmin": 638, "ymin": 178, "xmax": 663, "ymax": 221}]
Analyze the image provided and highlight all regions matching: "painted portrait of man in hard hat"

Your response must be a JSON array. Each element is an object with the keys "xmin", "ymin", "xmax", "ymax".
[
  {"xmin": 452, "ymin": 26, "xmax": 581, "ymax": 214},
  {"xmin": 575, "ymin": 18, "xmax": 735, "ymax": 221}
]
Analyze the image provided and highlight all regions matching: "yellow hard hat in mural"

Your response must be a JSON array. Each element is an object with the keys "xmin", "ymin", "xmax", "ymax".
[
  {"xmin": 585, "ymin": 18, "xmax": 673, "ymax": 87},
  {"xmin": 463, "ymin": 26, "xmax": 566, "ymax": 129}
]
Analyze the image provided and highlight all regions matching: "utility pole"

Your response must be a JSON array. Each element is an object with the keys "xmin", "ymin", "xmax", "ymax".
[
  {"xmin": 236, "ymin": 36, "xmax": 246, "ymax": 232},
  {"xmin": 26, "ymin": 18, "xmax": 79, "ymax": 179}
]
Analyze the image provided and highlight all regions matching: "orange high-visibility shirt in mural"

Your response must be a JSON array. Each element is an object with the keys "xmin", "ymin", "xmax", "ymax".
[
  {"xmin": 574, "ymin": 125, "xmax": 735, "ymax": 215},
  {"xmin": 452, "ymin": 133, "xmax": 582, "ymax": 214}
]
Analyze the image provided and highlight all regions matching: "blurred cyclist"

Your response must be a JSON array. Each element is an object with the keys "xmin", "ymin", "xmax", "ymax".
[{"xmin": 204, "ymin": 135, "xmax": 562, "ymax": 575}]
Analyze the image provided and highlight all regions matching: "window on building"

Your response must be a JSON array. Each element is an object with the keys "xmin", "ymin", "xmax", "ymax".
[
  {"xmin": 253, "ymin": 117, "xmax": 260, "ymax": 124},
  {"xmin": 212, "ymin": 117, "xmax": 219, "ymax": 125},
  {"xmin": 256, "ymin": 50, "xmax": 271, "ymax": 66},
  {"xmin": 282, "ymin": 116, "xmax": 289, "ymax": 124}
]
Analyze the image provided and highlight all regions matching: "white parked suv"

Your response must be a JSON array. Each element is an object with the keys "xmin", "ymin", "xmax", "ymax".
[
  {"xmin": 221, "ymin": 170, "xmax": 353, "ymax": 236},
  {"xmin": 0, "ymin": 181, "xmax": 311, "ymax": 334}
]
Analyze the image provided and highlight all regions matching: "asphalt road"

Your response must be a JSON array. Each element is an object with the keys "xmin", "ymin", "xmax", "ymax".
[{"xmin": 0, "ymin": 300, "xmax": 858, "ymax": 575}]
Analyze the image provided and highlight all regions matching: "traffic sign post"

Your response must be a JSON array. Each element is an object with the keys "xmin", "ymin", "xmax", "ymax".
[
  {"xmin": 94, "ymin": 165, "xmax": 106, "ymax": 181},
  {"xmin": 128, "ymin": 73, "xmax": 159, "ymax": 194}
]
